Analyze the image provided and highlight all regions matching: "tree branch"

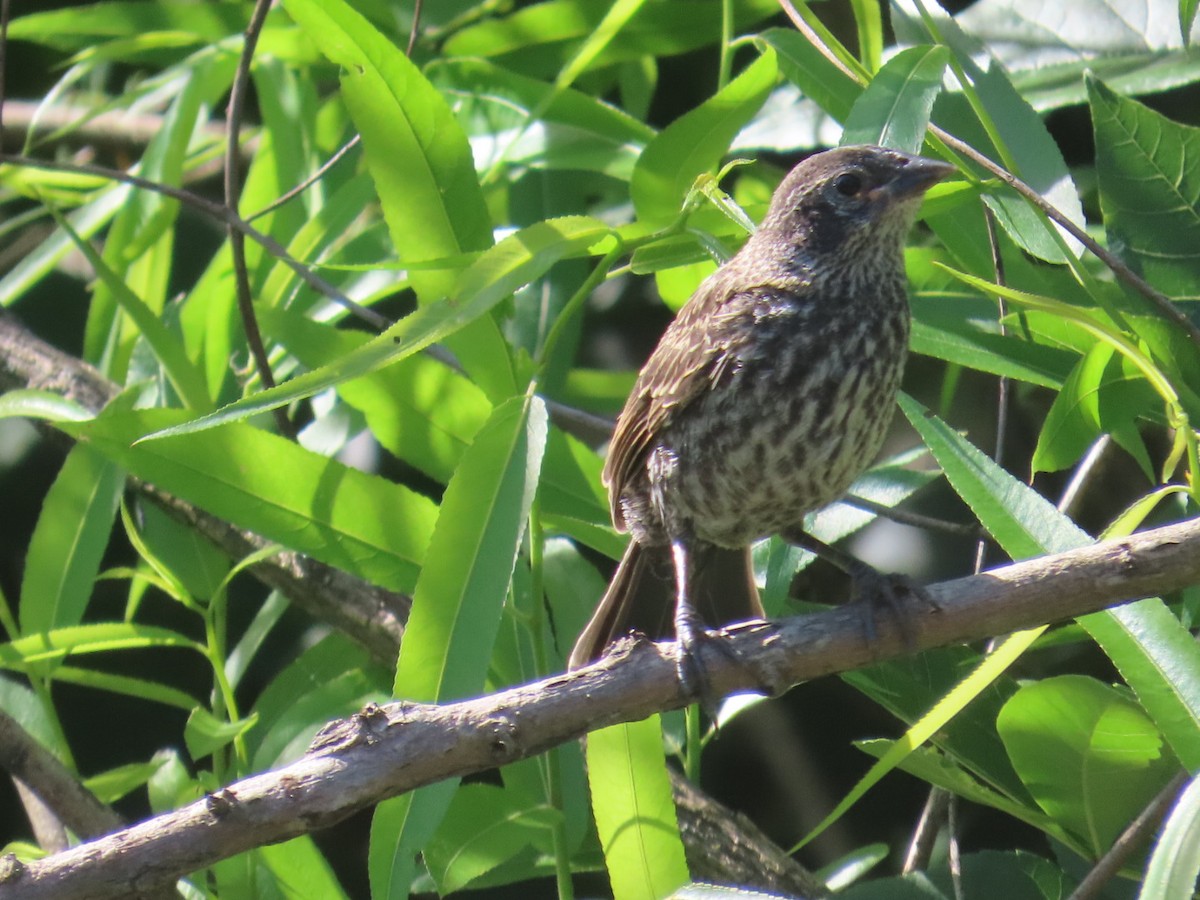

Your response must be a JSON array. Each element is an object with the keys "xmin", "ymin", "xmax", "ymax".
[
  {"xmin": 3, "ymin": 516, "xmax": 1198, "ymax": 899},
  {"xmin": 0, "ymin": 710, "xmax": 121, "ymax": 842}
]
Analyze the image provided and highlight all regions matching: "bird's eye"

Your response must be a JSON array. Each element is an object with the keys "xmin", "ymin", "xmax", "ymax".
[{"xmin": 833, "ymin": 172, "xmax": 863, "ymax": 196}]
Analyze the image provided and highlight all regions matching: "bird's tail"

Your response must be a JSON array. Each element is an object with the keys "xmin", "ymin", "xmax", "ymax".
[{"xmin": 567, "ymin": 541, "xmax": 764, "ymax": 670}]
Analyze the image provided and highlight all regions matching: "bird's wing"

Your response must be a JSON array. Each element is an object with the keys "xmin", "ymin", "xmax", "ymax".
[{"xmin": 603, "ymin": 271, "xmax": 742, "ymax": 529}]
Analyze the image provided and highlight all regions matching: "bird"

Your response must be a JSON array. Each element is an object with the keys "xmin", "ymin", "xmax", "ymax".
[{"xmin": 567, "ymin": 145, "xmax": 956, "ymax": 691}]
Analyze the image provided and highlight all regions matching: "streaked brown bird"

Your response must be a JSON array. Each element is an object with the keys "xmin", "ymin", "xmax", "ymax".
[{"xmin": 568, "ymin": 145, "xmax": 955, "ymax": 685}]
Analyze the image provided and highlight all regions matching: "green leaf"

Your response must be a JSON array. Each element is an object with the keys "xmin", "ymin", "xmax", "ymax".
[
  {"xmin": 953, "ymin": 0, "xmax": 1200, "ymax": 97},
  {"xmin": 931, "ymin": 58, "xmax": 1085, "ymax": 263},
  {"xmin": 997, "ymin": 675, "xmax": 1179, "ymax": 854},
  {"xmin": 1088, "ymin": 74, "xmax": 1200, "ymax": 300},
  {"xmin": 454, "ymin": 216, "xmax": 615, "ymax": 315},
  {"xmin": 856, "ymin": 740, "xmax": 1055, "ymax": 834},
  {"xmin": 83, "ymin": 51, "xmax": 235, "ymax": 378},
  {"xmin": 282, "ymin": 0, "xmax": 492, "ymax": 303},
  {"xmin": 249, "ymin": 634, "xmax": 386, "ymax": 770},
  {"xmin": 0, "ymin": 623, "xmax": 202, "ymax": 670},
  {"xmin": 1185, "ymin": 0, "xmax": 1200, "ymax": 43},
  {"xmin": 142, "ymin": 302, "xmax": 476, "ymax": 441},
  {"xmin": 759, "ymin": 27, "xmax": 863, "ymax": 121},
  {"xmin": 254, "ymin": 174, "xmax": 377, "ymax": 311},
  {"xmin": 901, "ymin": 393, "xmax": 1200, "ymax": 778},
  {"xmin": 49, "ymin": 665, "xmax": 198, "ymax": 710},
  {"xmin": 0, "ymin": 390, "xmax": 93, "ymax": 424},
  {"xmin": 19, "ymin": 444, "xmax": 124, "ymax": 635},
  {"xmin": 85, "ymin": 758, "xmax": 173, "ymax": 805},
  {"xmin": 372, "ymin": 394, "xmax": 548, "ymax": 899},
  {"xmin": 909, "ymin": 294, "xmax": 1072, "ymax": 388},
  {"xmin": 261, "ymin": 305, "xmax": 609, "ymax": 541},
  {"xmin": 841, "ymin": 45, "xmax": 948, "ymax": 153},
  {"xmin": 68, "ymin": 408, "xmax": 437, "ymax": 592},
  {"xmin": 839, "ymin": 875, "xmax": 948, "ymax": 899},
  {"xmin": 8, "ymin": 1, "xmax": 249, "ymax": 50},
  {"xmin": 428, "ymin": 58, "xmax": 653, "ymax": 180},
  {"xmin": 0, "ymin": 183, "xmax": 127, "ymax": 309},
  {"xmin": 1032, "ymin": 343, "xmax": 1158, "ymax": 479},
  {"xmin": 443, "ymin": 0, "xmax": 779, "ymax": 75},
  {"xmin": 424, "ymin": 785, "xmax": 554, "ymax": 893},
  {"xmin": 259, "ymin": 304, "xmax": 492, "ymax": 484},
  {"xmin": 899, "ymin": 393, "xmax": 1087, "ymax": 558},
  {"xmin": 260, "ymin": 837, "xmax": 350, "ymax": 900},
  {"xmin": 844, "ymin": 647, "xmax": 1028, "ymax": 803},
  {"xmin": 53, "ymin": 209, "xmax": 212, "ymax": 411},
  {"xmin": 849, "ymin": 0, "xmax": 884, "ymax": 72},
  {"xmin": 1140, "ymin": 771, "xmax": 1200, "ymax": 900},
  {"xmin": 930, "ymin": 850, "xmax": 1075, "ymax": 900},
  {"xmin": 0, "ymin": 678, "xmax": 61, "ymax": 754},
  {"xmin": 631, "ymin": 49, "xmax": 777, "ymax": 221},
  {"xmin": 395, "ymin": 394, "xmax": 548, "ymax": 702},
  {"xmin": 183, "ymin": 707, "xmax": 258, "ymax": 761},
  {"xmin": 587, "ymin": 716, "xmax": 689, "ymax": 900},
  {"xmin": 136, "ymin": 502, "xmax": 230, "ymax": 604},
  {"xmin": 1078, "ymin": 600, "xmax": 1200, "ymax": 773}
]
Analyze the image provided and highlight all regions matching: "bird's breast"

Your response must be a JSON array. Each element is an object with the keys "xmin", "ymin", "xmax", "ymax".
[{"xmin": 657, "ymin": 290, "xmax": 910, "ymax": 547}]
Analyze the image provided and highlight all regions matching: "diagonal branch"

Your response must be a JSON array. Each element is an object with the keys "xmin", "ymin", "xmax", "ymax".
[
  {"xmin": 0, "ymin": 710, "xmax": 121, "ymax": 842},
  {"xmin": 775, "ymin": 0, "xmax": 1200, "ymax": 351},
  {"xmin": 3, "ymin": 516, "xmax": 1199, "ymax": 900}
]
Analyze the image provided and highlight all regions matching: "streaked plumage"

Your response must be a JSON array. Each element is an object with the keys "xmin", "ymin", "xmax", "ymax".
[{"xmin": 569, "ymin": 145, "xmax": 954, "ymax": 673}]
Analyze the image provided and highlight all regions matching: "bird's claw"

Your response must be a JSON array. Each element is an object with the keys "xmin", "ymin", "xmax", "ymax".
[{"xmin": 850, "ymin": 566, "xmax": 935, "ymax": 647}]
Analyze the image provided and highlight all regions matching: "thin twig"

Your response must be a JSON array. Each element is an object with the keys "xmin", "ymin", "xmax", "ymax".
[
  {"xmin": 947, "ymin": 794, "xmax": 964, "ymax": 900},
  {"xmin": 903, "ymin": 787, "xmax": 949, "ymax": 873},
  {"xmin": 406, "ymin": 0, "xmax": 424, "ymax": 56},
  {"xmin": 1057, "ymin": 437, "xmax": 1113, "ymax": 519},
  {"xmin": 0, "ymin": 153, "xmax": 390, "ymax": 330},
  {"xmin": 842, "ymin": 493, "xmax": 980, "ymax": 538},
  {"xmin": 246, "ymin": 134, "xmax": 360, "ymax": 222},
  {"xmin": 1066, "ymin": 771, "xmax": 1188, "ymax": 900},
  {"xmin": 227, "ymin": 0, "xmax": 291, "ymax": 436}
]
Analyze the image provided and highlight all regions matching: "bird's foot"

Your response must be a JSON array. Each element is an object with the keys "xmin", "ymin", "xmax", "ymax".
[
  {"xmin": 674, "ymin": 614, "xmax": 774, "ymax": 722},
  {"xmin": 848, "ymin": 562, "xmax": 936, "ymax": 647},
  {"xmin": 674, "ymin": 611, "xmax": 720, "ymax": 716}
]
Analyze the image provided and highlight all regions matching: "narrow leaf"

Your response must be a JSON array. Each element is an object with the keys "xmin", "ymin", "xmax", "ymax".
[
  {"xmin": 587, "ymin": 716, "xmax": 690, "ymax": 899},
  {"xmin": 842, "ymin": 45, "xmax": 948, "ymax": 152},
  {"xmin": 56, "ymin": 208, "xmax": 211, "ymax": 410},
  {"xmin": 282, "ymin": 0, "xmax": 492, "ymax": 303},
  {"xmin": 19, "ymin": 444, "xmax": 124, "ymax": 634},
  {"xmin": 631, "ymin": 50, "xmax": 777, "ymax": 221},
  {"xmin": 372, "ymin": 394, "xmax": 548, "ymax": 898}
]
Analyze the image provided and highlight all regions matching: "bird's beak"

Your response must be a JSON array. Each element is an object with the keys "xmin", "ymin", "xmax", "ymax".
[{"xmin": 887, "ymin": 156, "xmax": 957, "ymax": 200}]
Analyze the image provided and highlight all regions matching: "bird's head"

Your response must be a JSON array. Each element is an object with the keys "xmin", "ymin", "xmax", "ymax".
[{"xmin": 757, "ymin": 145, "xmax": 955, "ymax": 267}]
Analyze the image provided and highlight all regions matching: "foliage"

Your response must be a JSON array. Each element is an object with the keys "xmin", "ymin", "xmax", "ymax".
[{"xmin": 2, "ymin": 0, "xmax": 1200, "ymax": 897}]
